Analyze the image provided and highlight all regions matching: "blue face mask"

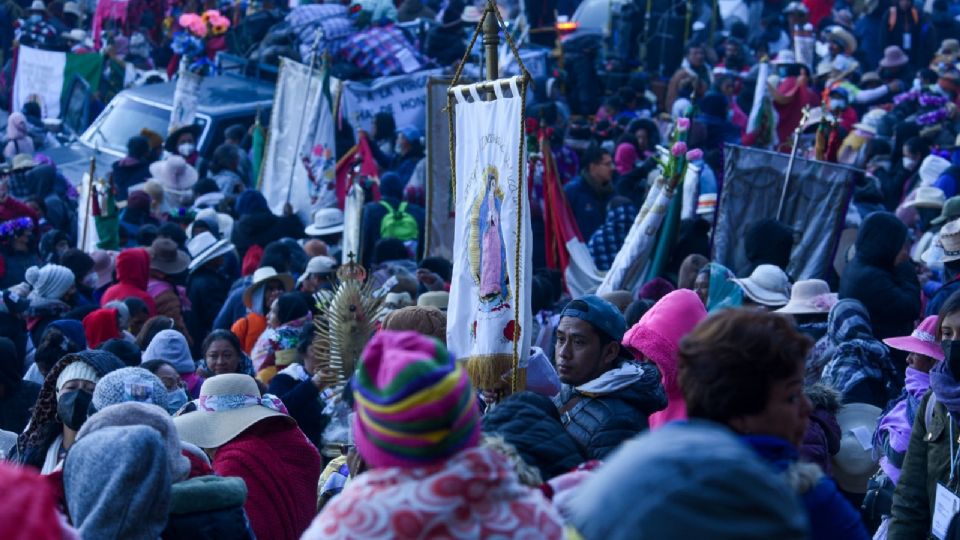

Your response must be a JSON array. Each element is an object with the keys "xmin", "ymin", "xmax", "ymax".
[{"xmin": 166, "ymin": 388, "xmax": 189, "ymax": 415}]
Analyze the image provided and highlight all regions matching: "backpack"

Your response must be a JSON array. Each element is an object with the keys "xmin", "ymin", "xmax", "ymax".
[{"xmin": 379, "ymin": 201, "xmax": 418, "ymax": 242}]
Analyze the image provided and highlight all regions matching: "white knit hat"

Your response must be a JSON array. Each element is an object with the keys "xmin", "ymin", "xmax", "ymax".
[
  {"xmin": 56, "ymin": 361, "xmax": 100, "ymax": 393},
  {"xmin": 25, "ymin": 264, "xmax": 76, "ymax": 301}
]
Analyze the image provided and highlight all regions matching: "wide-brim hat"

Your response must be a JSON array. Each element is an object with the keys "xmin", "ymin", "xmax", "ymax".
[
  {"xmin": 242, "ymin": 266, "xmax": 294, "ymax": 310},
  {"xmin": 732, "ymin": 264, "xmax": 791, "ymax": 307},
  {"xmin": 11, "ymin": 153, "xmax": 36, "ymax": 171},
  {"xmin": 147, "ymin": 238, "xmax": 191, "ymax": 275},
  {"xmin": 149, "ymin": 155, "xmax": 198, "ymax": 192},
  {"xmin": 772, "ymin": 50, "xmax": 798, "ymax": 65},
  {"xmin": 305, "ymin": 207, "xmax": 345, "ymax": 236},
  {"xmin": 173, "ymin": 374, "xmax": 293, "ymax": 449},
  {"xmin": 63, "ymin": 1, "xmax": 83, "ymax": 18},
  {"xmin": 418, "ymin": 291, "xmax": 449, "ymax": 311},
  {"xmin": 29, "ymin": 0, "xmax": 45, "ymax": 11},
  {"xmin": 164, "ymin": 124, "xmax": 203, "ymax": 153},
  {"xmin": 62, "ymin": 28, "xmax": 87, "ymax": 42},
  {"xmin": 939, "ymin": 218, "xmax": 960, "ymax": 263},
  {"xmin": 879, "ymin": 46, "xmax": 909, "ymax": 68},
  {"xmin": 825, "ymin": 26, "xmax": 857, "ymax": 54},
  {"xmin": 932, "ymin": 196, "xmax": 960, "ymax": 225},
  {"xmin": 187, "ymin": 231, "xmax": 234, "ymax": 273},
  {"xmin": 776, "ymin": 279, "xmax": 838, "ymax": 315},
  {"xmin": 832, "ymin": 403, "xmax": 881, "ymax": 494},
  {"xmin": 939, "ymin": 38, "xmax": 960, "ymax": 57},
  {"xmin": 905, "ymin": 186, "xmax": 946, "ymax": 209},
  {"xmin": 883, "ymin": 315, "xmax": 944, "ymax": 361}
]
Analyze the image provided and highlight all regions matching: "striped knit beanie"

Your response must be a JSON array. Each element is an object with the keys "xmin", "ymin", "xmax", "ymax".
[{"xmin": 352, "ymin": 330, "xmax": 480, "ymax": 469}]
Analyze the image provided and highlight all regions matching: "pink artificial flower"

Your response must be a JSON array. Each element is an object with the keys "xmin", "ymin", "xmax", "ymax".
[
  {"xmin": 676, "ymin": 117, "xmax": 691, "ymax": 131},
  {"xmin": 686, "ymin": 148, "xmax": 703, "ymax": 161},
  {"xmin": 671, "ymin": 141, "xmax": 688, "ymax": 157},
  {"xmin": 179, "ymin": 13, "xmax": 201, "ymax": 28}
]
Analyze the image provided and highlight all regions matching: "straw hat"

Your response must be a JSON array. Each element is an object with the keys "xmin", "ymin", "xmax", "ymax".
[
  {"xmin": 940, "ymin": 218, "xmax": 960, "ymax": 263},
  {"xmin": 824, "ymin": 26, "xmax": 857, "ymax": 55},
  {"xmin": 775, "ymin": 279, "xmax": 838, "ymax": 315},
  {"xmin": 147, "ymin": 238, "xmax": 191, "ymax": 275},
  {"xmin": 832, "ymin": 403, "xmax": 881, "ymax": 494},
  {"xmin": 304, "ymin": 208, "xmax": 345, "ymax": 237},
  {"xmin": 242, "ymin": 267, "xmax": 293, "ymax": 310},
  {"xmin": 905, "ymin": 186, "xmax": 946, "ymax": 209},
  {"xmin": 732, "ymin": 265, "xmax": 791, "ymax": 307},
  {"xmin": 883, "ymin": 315, "xmax": 944, "ymax": 361},
  {"xmin": 187, "ymin": 232, "xmax": 234, "ymax": 273},
  {"xmin": 879, "ymin": 46, "xmax": 909, "ymax": 68},
  {"xmin": 10, "ymin": 154, "xmax": 36, "ymax": 172},
  {"xmin": 173, "ymin": 374, "xmax": 293, "ymax": 449}
]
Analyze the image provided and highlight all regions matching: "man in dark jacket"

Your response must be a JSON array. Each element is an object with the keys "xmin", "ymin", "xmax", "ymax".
[
  {"xmin": 551, "ymin": 295, "xmax": 667, "ymax": 460},
  {"xmin": 358, "ymin": 172, "xmax": 425, "ymax": 268},
  {"xmin": 111, "ymin": 136, "xmax": 153, "ymax": 202},
  {"xmin": 565, "ymin": 146, "xmax": 616, "ymax": 239},
  {"xmin": 839, "ymin": 212, "xmax": 920, "ymax": 373}
]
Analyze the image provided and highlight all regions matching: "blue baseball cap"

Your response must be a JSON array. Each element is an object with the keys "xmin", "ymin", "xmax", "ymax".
[{"xmin": 559, "ymin": 295, "xmax": 627, "ymax": 342}]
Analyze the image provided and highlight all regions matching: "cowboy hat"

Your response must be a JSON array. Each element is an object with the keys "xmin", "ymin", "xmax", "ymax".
[
  {"xmin": 732, "ymin": 264, "xmax": 791, "ymax": 307},
  {"xmin": 147, "ymin": 238, "xmax": 191, "ymax": 275},
  {"xmin": 173, "ymin": 374, "xmax": 293, "ymax": 449},
  {"xmin": 904, "ymin": 186, "xmax": 946, "ymax": 209},
  {"xmin": 832, "ymin": 403, "xmax": 881, "ymax": 494},
  {"xmin": 305, "ymin": 208, "xmax": 345, "ymax": 237},
  {"xmin": 242, "ymin": 267, "xmax": 294, "ymax": 310},
  {"xmin": 883, "ymin": 315, "xmax": 944, "ymax": 361},
  {"xmin": 940, "ymin": 218, "xmax": 960, "ymax": 263},
  {"xmin": 163, "ymin": 124, "xmax": 203, "ymax": 153},
  {"xmin": 187, "ymin": 232, "xmax": 234, "ymax": 273},
  {"xmin": 824, "ymin": 26, "xmax": 857, "ymax": 54},
  {"xmin": 775, "ymin": 279, "xmax": 838, "ymax": 315}
]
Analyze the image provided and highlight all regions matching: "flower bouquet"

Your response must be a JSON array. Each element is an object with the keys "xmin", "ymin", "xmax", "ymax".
[
  {"xmin": 657, "ymin": 116, "xmax": 693, "ymax": 189},
  {"xmin": 172, "ymin": 10, "xmax": 231, "ymax": 75}
]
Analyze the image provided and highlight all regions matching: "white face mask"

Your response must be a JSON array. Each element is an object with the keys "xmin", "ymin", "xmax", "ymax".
[
  {"xmin": 831, "ymin": 99, "xmax": 846, "ymax": 110},
  {"xmin": 83, "ymin": 272, "xmax": 99, "ymax": 288},
  {"xmin": 903, "ymin": 157, "xmax": 918, "ymax": 170},
  {"xmin": 178, "ymin": 143, "xmax": 196, "ymax": 156}
]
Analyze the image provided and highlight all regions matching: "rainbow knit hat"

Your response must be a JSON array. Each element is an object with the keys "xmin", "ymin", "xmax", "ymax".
[{"xmin": 352, "ymin": 330, "xmax": 481, "ymax": 469}]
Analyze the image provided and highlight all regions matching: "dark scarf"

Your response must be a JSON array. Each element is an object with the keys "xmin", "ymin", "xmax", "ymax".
[{"xmin": 930, "ymin": 360, "xmax": 960, "ymax": 415}]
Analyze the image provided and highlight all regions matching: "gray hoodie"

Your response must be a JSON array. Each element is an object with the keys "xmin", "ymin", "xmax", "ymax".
[{"xmin": 64, "ymin": 425, "xmax": 171, "ymax": 540}]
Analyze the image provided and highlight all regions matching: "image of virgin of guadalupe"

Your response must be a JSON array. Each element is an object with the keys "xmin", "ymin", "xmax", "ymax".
[{"xmin": 470, "ymin": 165, "xmax": 510, "ymax": 313}]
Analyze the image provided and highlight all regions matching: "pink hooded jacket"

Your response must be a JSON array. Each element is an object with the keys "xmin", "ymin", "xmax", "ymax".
[{"xmin": 621, "ymin": 289, "xmax": 707, "ymax": 429}]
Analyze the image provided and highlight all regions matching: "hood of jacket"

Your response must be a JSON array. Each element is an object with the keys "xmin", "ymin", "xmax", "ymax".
[
  {"xmin": 854, "ymin": 211, "xmax": 907, "ymax": 268},
  {"xmin": 576, "ymin": 360, "xmax": 667, "ymax": 414},
  {"xmin": 64, "ymin": 425, "xmax": 171, "ymax": 540},
  {"xmin": 115, "ymin": 248, "xmax": 150, "ymax": 290},
  {"xmin": 744, "ymin": 219, "xmax": 794, "ymax": 270},
  {"xmin": 622, "ymin": 290, "xmax": 707, "ymax": 391},
  {"xmin": 83, "ymin": 308, "xmax": 120, "ymax": 349}
]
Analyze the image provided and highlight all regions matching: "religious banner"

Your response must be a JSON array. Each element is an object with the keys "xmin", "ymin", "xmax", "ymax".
[
  {"xmin": 262, "ymin": 58, "xmax": 336, "ymax": 221},
  {"xmin": 338, "ymin": 68, "xmax": 442, "ymax": 136},
  {"xmin": 13, "ymin": 46, "xmax": 103, "ymax": 119},
  {"xmin": 714, "ymin": 145, "xmax": 856, "ymax": 279},
  {"xmin": 447, "ymin": 77, "xmax": 532, "ymax": 391},
  {"xmin": 168, "ymin": 68, "xmax": 203, "ymax": 133},
  {"xmin": 424, "ymin": 77, "xmax": 456, "ymax": 260}
]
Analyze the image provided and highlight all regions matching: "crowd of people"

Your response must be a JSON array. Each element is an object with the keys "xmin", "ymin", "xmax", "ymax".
[{"xmin": 7, "ymin": 0, "xmax": 960, "ymax": 536}]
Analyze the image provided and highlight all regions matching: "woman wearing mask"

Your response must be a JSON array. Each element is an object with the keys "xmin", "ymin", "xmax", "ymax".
[
  {"xmin": 889, "ymin": 293, "xmax": 960, "ymax": 539},
  {"xmin": 251, "ymin": 292, "xmax": 311, "ymax": 385},
  {"xmin": 164, "ymin": 124, "xmax": 202, "ymax": 168},
  {"xmin": 141, "ymin": 360, "xmax": 192, "ymax": 414},
  {"xmin": 678, "ymin": 309, "xmax": 869, "ymax": 540},
  {"xmin": 8, "ymin": 351, "xmax": 124, "ymax": 472}
]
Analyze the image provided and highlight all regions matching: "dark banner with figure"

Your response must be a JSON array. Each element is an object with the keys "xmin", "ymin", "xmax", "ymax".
[{"xmin": 714, "ymin": 145, "xmax": 857, "ymax": 280}]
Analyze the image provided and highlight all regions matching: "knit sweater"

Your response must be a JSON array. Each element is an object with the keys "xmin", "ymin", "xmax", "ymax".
[{"xmin": 213, "ymin": 418, "xmax": 321, "ymax": 540}]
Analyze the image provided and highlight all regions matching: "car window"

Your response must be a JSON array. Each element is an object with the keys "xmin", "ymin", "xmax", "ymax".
[{"xmin": 82, "ymin": 96, "xmax": 208, "ymax": 154}]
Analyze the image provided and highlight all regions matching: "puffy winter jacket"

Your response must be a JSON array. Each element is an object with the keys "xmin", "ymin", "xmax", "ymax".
[
  {"xmin": 551, "ymin": 361, "xmax": 667, "ymax": 460},
  {"xmin": 482, "ymin": 391, "xmax": 585, "ymax": 479}
]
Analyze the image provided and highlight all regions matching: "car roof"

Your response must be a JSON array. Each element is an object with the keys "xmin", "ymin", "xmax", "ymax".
[{"xmin": 122, "ymin": 73, "xmax": 274, "ymax": 116}]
